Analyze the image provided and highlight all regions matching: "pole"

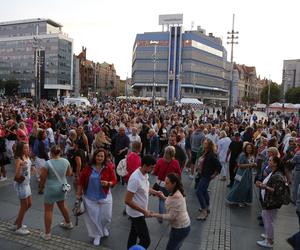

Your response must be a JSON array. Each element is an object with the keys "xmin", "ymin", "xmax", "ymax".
[
  {"xmin": 228, "ymin": 14, "xmax": 235, "ymax": 118},
  {"xmin": 125, "ymin": 75, "xmax": 128, "ymax": 100},
  {"xmin": 226, "ymin": 14, "xmax": 239, "ymax": 121},
  {"xmin": 267, "ymin": 77, "xmax": 271, "ymax": 117},
  {"xmin": 193, "ymin": 73, "xmax": 195, "ymax": 95},
  {"xmin": 150, "ymin": 40, "xmax": 159, "ymax": 108},
  {"xmin": 154, "ymin": 44, "xmax": 156, "ymax": 108}
]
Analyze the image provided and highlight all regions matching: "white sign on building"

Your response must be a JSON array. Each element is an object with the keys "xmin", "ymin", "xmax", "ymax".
[{"xmin": 159, "ymin": 14, "xmax": 183, "ymax": 25}]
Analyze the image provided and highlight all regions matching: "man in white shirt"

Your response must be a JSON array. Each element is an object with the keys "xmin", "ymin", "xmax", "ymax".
[
  {"xmin": 207, "ymin": 127, "xmax": 219, "ymax": 145},
  {"xmin": 128, "ymin": 127, "xmax": 141, "ymax": 150},
  {"xmin": 125, "ymin": 155, "xmax": 159, "ymax": 249},
  {"xmin": 46, "ymin": 122, "xmax": 55, "ymax": 147}
]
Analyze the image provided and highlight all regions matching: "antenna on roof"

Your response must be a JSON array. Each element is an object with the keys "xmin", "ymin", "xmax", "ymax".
[{"xmin": 191, "ymin": 21, "xmax": 194, "ymax": 30}]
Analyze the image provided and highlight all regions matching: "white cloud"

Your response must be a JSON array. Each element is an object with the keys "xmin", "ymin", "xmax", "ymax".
[{"xmin": 1, "ymin": 0, "xmax": 300, "ymax": 83}]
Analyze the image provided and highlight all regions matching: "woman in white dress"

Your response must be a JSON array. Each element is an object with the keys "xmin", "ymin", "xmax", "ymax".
[{"xmin": 12, "ymin": 141, "xmax": 33, "ymax": 235}]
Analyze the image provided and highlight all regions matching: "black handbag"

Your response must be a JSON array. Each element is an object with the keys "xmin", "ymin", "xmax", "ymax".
[{"xmin": 152, "ymin": 182, "xmax": 160, "ymax": 191}]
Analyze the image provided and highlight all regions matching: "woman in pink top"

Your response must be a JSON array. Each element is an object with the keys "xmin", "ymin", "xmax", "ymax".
[
  {"xmin": 152, "ymin": 173, "xmax": 191, "ymax": 250},
  {"xmin": 124, "ymin": 141, "xmax": 142, "ymax": 183},
  {"xmin": 17, "ymin": 122, "xmax": 29, "ymax": 143},
  {"xmin": 25, "ymin": 117, "xmax": 34, "ymax": 135},
  {"xmin": 153, "ymin": 146, "xmax": 181, "ymax": 221}
]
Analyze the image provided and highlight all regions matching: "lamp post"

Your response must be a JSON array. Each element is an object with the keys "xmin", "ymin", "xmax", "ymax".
[
  {"xmin": 150, "ymin": 40, "xmax": 159, "ymax": 108},
  {"xmin": 267, "ymin": 77, "xmax": 271, "ymax": 117},
  {"xmin": 125, "ymin": 75, "xmax": 128, "ymax": 101},
  {"xmin": 226, "ymin": 14, "xmax": 239, "ymax": 120},
  {"xmin": 193, "ymin": 73, "xmax": 196, "ymax": 95}
]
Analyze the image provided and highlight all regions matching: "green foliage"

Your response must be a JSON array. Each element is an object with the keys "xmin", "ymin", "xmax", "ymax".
[
  {"xmin": 285, "ymin": 87, "xmax": 300, "ymax": 104},
  {"xmin": 260, "ymin": 82, "xmax": 281, "ymax": 104}
]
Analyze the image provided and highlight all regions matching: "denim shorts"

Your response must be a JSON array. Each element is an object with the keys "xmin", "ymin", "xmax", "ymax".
[{"xmin": 14, "ymin": 182, "xmax": 31, "ymax": 199}]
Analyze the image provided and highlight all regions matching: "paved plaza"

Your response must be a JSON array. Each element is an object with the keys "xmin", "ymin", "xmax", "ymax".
[{"xmin": 0, "ymin": 161, "xmax": 297, "ymax": 250}]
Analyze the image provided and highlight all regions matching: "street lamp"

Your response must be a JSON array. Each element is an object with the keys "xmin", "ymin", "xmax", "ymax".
[
  {"xmin": 193, "ymin": 73, "xmax": 196, "ymax": 95},
  {"xmin": 150, "ymin": 40, "xmax": 159, "ymax": 108},
  {"xmin": 226, "ymin": 14, "xmax": 239, "ymax": 120}
]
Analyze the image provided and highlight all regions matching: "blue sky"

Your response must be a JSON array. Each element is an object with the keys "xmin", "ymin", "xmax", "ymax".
[{"xmin": 1, "ymin": 0, "xmax": 300, "ymax": 83}]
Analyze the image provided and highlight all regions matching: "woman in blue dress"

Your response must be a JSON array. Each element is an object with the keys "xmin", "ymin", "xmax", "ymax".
[
  {"xmin": 226, "ymin": 142, "xmax": 256, "ymax": 207},
  {"xmin": 39, "ymin": 145, "xmax": 73, "ymax": 240}
]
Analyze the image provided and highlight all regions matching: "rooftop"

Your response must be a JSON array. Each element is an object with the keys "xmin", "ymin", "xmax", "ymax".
[{"xmin": 0, "ymin": 18, "xmax": 62, "ymax": 28}]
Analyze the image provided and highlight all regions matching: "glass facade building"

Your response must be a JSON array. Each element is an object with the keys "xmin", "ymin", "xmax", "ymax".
[
  {"xmin": 132, "ymin": 26, "xmax": 231, "ymax": 105},
  {"xmin": 0, "ymin": 18, "xmax": 73, "ymax": 98}
]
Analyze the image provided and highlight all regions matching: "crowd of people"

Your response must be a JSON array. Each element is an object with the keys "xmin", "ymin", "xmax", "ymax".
[{"xmin": 0, "ymin": 98, "xmax": 299, "ymax": 249}]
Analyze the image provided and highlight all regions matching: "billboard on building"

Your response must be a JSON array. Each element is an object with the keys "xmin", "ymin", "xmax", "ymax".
[{"xmin": 159, "ymin": 14, "xmax": 183, "ymax": 25}]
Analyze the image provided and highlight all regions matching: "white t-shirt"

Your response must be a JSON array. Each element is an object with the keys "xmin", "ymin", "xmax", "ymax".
[
  {"xmin": 129, "ymin": 134, "xmax": 141, "ymax": 144},
  {"xmin": 207, "ymin": 133, "xmax": 219, "ymax": 145},
  {"xmin": 126, "ymin": 168, "xmax": 149, "ymax": 218},
  {"xmin": 46, "ymin": 128, "xmax": 55, "ymax": 143},
  {"xmin": 217, "ymin": 137, "xmax": 231, "ymax": 162},
  {"xmin": 261, "ymin": 172, "xmax": 272, "ymax": 200}
]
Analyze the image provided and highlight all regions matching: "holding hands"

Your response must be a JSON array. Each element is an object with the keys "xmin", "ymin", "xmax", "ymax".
[
  {"xmin": 255, "ymin": 181, "xmax": 266, "ymax": 189},
  {"xmin": 143, "ymin": 210, "xmax": 162, "ymax": 219}
]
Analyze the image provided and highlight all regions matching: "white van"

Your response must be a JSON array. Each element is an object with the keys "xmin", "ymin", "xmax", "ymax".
[{"xmin": 63, "ymin": 97, "xmax": 91, "ymax": 107}]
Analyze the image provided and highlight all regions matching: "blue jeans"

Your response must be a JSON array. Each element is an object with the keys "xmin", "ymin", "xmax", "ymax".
[
  {"xmin": 166, "ymin": 226, "xmax": 190, "ymax": 250},
  {"xmin": 159, "ymin": 186, "xmax": 169, "ymax": 214},
  {"xmin": 196, "ymin": 177, "xmax": 210, "ymax": 209}
]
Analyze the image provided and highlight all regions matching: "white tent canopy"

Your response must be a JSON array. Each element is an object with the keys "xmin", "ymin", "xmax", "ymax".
[
  {"xmin": 269, "ymin": 102, "xmax": 300, "ymax": 108},
  {"xmin": 180, "ymin": 98, "xmax": 203, "ymax": 104}
]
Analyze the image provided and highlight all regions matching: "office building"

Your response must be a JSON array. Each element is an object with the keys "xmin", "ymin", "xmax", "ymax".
[
  {"xmin": 131, "ymin": 14, "xmax": 231, "ymax": 105},
  {"xmin": 0, "ymin": 18, "xmax": 73, "ymax": 98},
  {"xmin": 282, "ymin": 59, "xmax": 300, "ymax": 94},
  {"xmin": 75, "ymin": 47, "xmax": 121, "ymax": 97}
]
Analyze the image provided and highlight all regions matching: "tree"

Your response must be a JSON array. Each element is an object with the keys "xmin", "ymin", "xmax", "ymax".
[
  {"xmin": 285, "ymin": 87, "xmax": 300, "ymax": 104},
  {"xmin": 260, "ymin": 82, "xmax": 281, "ymax": 104},
  {"xmin": 0, "ymin": 79, "xmax": 20, "ymax": 96}
]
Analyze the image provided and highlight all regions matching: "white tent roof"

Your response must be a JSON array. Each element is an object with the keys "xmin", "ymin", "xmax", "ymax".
[
  {"xmin": 269, "ymin": 102, "xmax": 282, "ymax": 108},
  {"xmin": 269, "ymin": 102, "xmax": 298, "ymax": 109},
  {"xmin": 180, "ymin": 98, "xmax": 203, "ymax": 104}
]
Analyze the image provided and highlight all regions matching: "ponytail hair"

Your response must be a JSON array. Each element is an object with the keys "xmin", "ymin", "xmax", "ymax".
[{"xmin": 166, "ymin": 172, "xmax": 185, "ymax": 197}]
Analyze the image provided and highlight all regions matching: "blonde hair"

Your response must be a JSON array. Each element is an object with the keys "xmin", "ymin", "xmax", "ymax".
[
  {"xmin": 291, "ymin": 131, "xmax": 297, "ymax": 137},
  {"xmin": 220, "ymin": 130, "xmax": 227, "ymax": 138},
  {"xmin": 95, "ymin": 131, "xmax": 110, "ymax": 146},
  {"xmin": 267, "ymin": 147, "xmax": 280, "ymax": 158},
  {"xmin": 163, "ymin": 146, "xmax": 176, "ymax": 162},
  {"xmin": 32, "ymin": 122, "xmax": 39, "ymax": 137},
  {"xmin": 69, "ymin": 129, "xmax": 77, "ymax": 141}
]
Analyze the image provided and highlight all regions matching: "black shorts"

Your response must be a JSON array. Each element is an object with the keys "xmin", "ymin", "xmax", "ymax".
[{"xmin": 191, "ymin": 151, "xmax": 198, "ymax": 164}]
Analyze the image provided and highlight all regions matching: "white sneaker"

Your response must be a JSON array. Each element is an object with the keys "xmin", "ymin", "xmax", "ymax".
[
  {"xmin": 257, "ymin": 239, "xmax": 273, "ymax": 248},
  {"xmin": 59, "ymin": 221, "xmax": 73, "ymax": 229},
  {"xmin": 93, "ymin": 236, "xmax": 101, "ymax": 246},
  {"xmin": 261, "ymin": 234, "xmax": 267, "ymax": 239},
  {"xmin": 0, "ymin": 177, "xmax": 7, "ymax": 182},
  {"xmin": 9, "ymin": 224, "xmax": 27, "ymax": 231},
  {"xmin": 103, "ymin": 228, "xmax": 109, "ymax": 237},
  {"xmin": 15, "ymin": 227, "xmax": 30, "ymax": 235},
  {"xmin": 40, "ymin": 232, "xmax": 51, "ymax": 241}
]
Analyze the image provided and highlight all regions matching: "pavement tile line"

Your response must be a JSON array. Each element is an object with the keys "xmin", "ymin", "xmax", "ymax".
[
  {"xmin": 0, "ymin": 220, "xmax": 111, "ymax": 250},
  {"xmin": 199, "ymin": 179, "xmax": 231, "ymax": 250}
]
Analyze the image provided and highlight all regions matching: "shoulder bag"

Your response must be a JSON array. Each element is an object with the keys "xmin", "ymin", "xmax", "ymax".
[{"xmin": 47, "ymin": 160, "xmax": 71, "ymax": 193}]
